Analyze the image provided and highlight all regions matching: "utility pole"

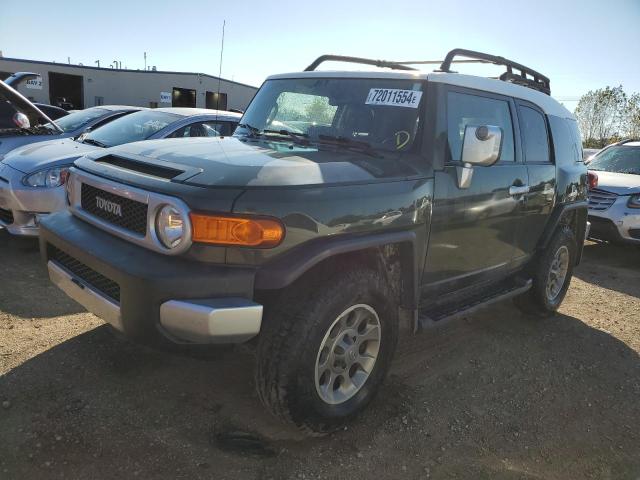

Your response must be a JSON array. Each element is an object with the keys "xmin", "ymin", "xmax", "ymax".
[{"xmin": 144, "ymin": 52, "xmax": 147, "ymax": 71}]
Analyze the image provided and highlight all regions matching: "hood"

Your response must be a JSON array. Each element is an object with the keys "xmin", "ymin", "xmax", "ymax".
[
  {"xmin": 0, "ymin": 77, "xmax": 61, "ymax": 133},
  {"xmin": 0, "ymin": 133, "xmax": 73, "ymax": 158},
  {"xmin": 78, "ymin": 136, "xmax": 423, "ymax": 188},
  {"xmin": 591, "ymin": 170, "xmax": 640, "ymax": 196},
  {"xmin": 2, "ymin": 138, "xmax": 98, "ymax": 173}
]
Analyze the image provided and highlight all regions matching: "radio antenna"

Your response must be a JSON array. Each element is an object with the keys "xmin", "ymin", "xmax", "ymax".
[{"xmin": 215, "ymin": 20, "xmax": 226, "ymax": 119}]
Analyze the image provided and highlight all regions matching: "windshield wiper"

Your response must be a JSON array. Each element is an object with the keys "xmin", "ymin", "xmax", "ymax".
[
  {"xmin": 82, "ymin": 138, "xmax": 109, "ymax": 148},
  {"xmin": 262, "ymin": 129, "xmax": 311, "ymax": 146},
  {"xmin": 315, "ymin": 135, "xmax": 381, "ymax": 158},
  {"xmin": 237, "ymin": 123, "xmax": 261, "ymax": 138}
]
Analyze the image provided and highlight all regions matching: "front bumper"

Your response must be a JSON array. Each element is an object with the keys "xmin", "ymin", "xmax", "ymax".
[
  {"xmin": 0, "ymin": 163, "xmax": 65, "ymax": 236},
  {"xmin": 41, "ymin": 211, "xmax": 262, "ymax": 345},
  {"xmin": 588, "ymin": 195, "xmax": 640, "ymax": 244}
]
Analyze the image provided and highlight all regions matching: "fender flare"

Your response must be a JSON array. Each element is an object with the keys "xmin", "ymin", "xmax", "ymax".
[
  {"xmin": 254, "ymin": 230, "xmax": 420, "ymax": 309},
  {"xmin": 537, "ymin": 201, "xmax": 588, "ymax": 263}
]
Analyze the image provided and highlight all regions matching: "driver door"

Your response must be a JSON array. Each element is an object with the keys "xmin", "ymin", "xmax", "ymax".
[{"xmin": 422, "ymin": 88, "xmax": 528, "ymax": 296}]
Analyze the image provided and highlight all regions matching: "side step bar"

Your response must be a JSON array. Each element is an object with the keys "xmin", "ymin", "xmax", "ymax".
[{"xmin": 418, "ymin": 279, "xmax": 532, "ymax": 330}]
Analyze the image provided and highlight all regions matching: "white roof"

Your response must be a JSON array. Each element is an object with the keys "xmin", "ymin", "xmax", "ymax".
[
  {"xmin": 100, "ymin": 105, "xmax": 146, "ymax": 111},
  {"xmin": 153, "ymin": 107, "xmax": 242, "ymax": 118},
  {"xmin": 267, "ymin": 70, "xmax": 573, "ymax": 119}
]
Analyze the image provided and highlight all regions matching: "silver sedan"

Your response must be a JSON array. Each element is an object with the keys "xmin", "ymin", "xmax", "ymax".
[{"xmin": 0, "ymin": 108, "xmax": 240, "ymax": 236}]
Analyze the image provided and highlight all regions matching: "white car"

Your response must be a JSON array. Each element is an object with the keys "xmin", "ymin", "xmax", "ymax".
[{"xmin": 587, "ymin": 140, "xmax": 640, "ymax": 244}]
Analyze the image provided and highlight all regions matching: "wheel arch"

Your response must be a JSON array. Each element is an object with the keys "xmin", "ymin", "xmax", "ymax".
[
  {"xmin": 537, "ymin": 201, "xmax": 588, "ymax": 265},
  {"xmin": 254, "ymin": 231, "xmax": 420, "ymax": 312}
]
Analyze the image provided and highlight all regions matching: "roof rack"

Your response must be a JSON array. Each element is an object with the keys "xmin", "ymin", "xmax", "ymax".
[
  {"xmin": 304, "ymin": 49, "xmax": 551, "ymax": 95},
  {"xmin": 438, "ymin": 49, "xmax": 551, "ymax": 95},
  {"xmin": 305, "ymin": 55, "xmax": 417, "ymax": 72}
]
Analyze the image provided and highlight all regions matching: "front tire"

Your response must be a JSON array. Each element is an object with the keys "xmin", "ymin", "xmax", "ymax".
[
  {"xmin": 515, "ymin": 226, "xmax": 576, "ymax": 316},
  {"xmin": 255, "ymin": 268, "xmax": 398, "ymax": 434}
]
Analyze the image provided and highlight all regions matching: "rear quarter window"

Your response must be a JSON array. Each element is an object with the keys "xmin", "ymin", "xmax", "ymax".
[
  {"xmin": 548, "ymin": 115, "xmax": 581, "ymax": 166},
  {"xmin": 519, "ymin": 106, "xmax": 550, "ymax": 163}
]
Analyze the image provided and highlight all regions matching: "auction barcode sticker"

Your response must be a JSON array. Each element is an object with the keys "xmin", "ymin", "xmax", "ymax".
[{"xmin": 365, "ymin": 88, "xmax": 423, "ymax": 108}]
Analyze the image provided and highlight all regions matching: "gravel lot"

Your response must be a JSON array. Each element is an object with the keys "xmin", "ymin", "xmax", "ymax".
[{"xmin": 1, "ymin": 234, "xmax": 639, "ymax": 479}]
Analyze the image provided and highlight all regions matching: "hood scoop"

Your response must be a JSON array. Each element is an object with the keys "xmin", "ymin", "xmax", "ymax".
[
  {"xmin": 96, "ymin": 154, "xmax": 184, "ymax": 179},
  {"xmin": 77, "ymin": 153, "xmax": 203, "ymax": 183}
]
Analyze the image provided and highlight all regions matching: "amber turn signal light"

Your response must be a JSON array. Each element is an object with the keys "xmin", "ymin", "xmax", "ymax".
[{"xmin": 190, "ymin": 214, "xmax": 284, "ymax": 247}]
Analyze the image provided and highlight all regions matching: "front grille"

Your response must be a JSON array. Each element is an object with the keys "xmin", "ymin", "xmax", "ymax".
[
  {"xmin": 629, "ymin": 229, "xmax": 640, "ymax": 240},
  {"xmin": 0, "ymin": 207, "xmax": 13, "ymax": 224},
  {"xmin": 81, "ymin": 183, "xmax": 148, "ymax": 235},
  {"xmin": 588, "ymin": 188, "xmax": 617, "ymax": 211},
  {"xmin": 49, "ymin": 245, "xmax": 121, "ymax": 303}
]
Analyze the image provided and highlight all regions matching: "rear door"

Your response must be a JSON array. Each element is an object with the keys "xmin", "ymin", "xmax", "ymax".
[
  {"xmin": 513, "ymin": 101, "xmax": 556, "ymax": 259},
  {"xmin": 422, "ymin": 87, "xmax": 528, "ymax": 295}
]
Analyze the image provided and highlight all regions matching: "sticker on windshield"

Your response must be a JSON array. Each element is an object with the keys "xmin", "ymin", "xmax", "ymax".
[{"xmin": 365, "ymin": 89, "xmax": 422, "ymax": 108}]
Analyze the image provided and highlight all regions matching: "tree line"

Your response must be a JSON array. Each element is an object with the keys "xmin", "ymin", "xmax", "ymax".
[{"xmin": 574, "ymin": 86, "xmax": 640, "ymax": 148}]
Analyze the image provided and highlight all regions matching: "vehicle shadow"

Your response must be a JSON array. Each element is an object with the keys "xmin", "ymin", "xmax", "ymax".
[
  {"xmin": 0, "ymin": 230, "xmax": 84, "ymax": 318},
  {"xmin": 1, "ymin": 302, "xmax": 638, "ymax": 479},
  {"xmin": 575, "ymin": 240, "xmax": 640, "ymax": 298}
]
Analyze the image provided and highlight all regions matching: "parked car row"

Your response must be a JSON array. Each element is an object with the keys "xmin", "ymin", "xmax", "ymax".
[{"xmin": 0, "ymin": 79, "xmax": 241, "ymax": 235}]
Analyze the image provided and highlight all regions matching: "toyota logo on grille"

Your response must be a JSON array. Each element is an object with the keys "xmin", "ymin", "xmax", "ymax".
[{"xmin": 95, "ymin": 196, "xmax": 123, "ymax": 217}]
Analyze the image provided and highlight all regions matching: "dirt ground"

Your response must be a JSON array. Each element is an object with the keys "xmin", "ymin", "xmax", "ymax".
[{"xmin": 0, "ymin": 234, "xmax": 638, "ymax": 480}]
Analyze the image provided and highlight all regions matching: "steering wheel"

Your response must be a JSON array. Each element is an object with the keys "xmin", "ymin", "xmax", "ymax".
[{"xmin": 380, "ymin": 130, "xmax": 411, "ymax": 150}]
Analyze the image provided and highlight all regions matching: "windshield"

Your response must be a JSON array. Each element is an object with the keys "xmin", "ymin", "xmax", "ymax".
[
  {"xmin": 84, "ymin": 110, "xmax": 180, "ymax": 148},
  {"xmin": 235, "ymin": 78, "xmax": 425, "ymax": 154},
  {"xmin": 46, "ymin": 107, "xmax": 108, "ymax": 133},
  {"xmin": 588, "ymin": 146, "xmax": 640, "ymax": 175}
]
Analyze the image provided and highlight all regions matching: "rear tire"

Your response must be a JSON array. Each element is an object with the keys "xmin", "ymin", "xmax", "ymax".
[
  {"xmin": 514, "ymin": 226, "xmax": 576, "ymax": 316},
  {"xmin": 255, "ymin": 268, "xmax": 398, "ymax": 435}
]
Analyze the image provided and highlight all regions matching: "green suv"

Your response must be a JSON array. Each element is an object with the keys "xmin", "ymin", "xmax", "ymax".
[{"xmin": 40, "ymin": 49, "xmax": 588, "ymax": 434}]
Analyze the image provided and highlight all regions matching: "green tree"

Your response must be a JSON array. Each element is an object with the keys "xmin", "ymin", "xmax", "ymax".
[
  {"xmin": 623, "ymin": 93, "xmax": 640, "ymax": 139},
  {"xmin": 575, "ymin": 86, "xmax": 627, "ymax": 148}
]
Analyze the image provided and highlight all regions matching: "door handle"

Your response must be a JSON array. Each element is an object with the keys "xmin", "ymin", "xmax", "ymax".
[{"xmin": 509, "ymin": 185, "xmax": 530, "ymax": 196}]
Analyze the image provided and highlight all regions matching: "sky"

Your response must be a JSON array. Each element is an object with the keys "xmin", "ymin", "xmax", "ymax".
[{"xmin": 1, "ymin": 0, "xmax": 638, "ymax": 111}]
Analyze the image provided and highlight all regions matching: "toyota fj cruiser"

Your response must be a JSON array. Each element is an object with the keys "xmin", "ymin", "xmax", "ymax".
[{"xmin": 40, "ymin": 49, "xmax": 588, "ymax": 434}]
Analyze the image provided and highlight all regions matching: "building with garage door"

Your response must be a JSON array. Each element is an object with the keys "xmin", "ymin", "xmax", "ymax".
[{"xmin": 0, "ymin": 56, "xmax": 258, "ymax": 112}]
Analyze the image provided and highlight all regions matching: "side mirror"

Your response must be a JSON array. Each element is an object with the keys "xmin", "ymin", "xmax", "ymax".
[{"xmin": 456, "ymin": 125, "xmax": 503, "ymax": 189}]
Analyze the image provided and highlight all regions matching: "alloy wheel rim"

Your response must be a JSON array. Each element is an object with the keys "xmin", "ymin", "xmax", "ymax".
[
  {"xmin": 314, "ymin": 304, "xmax": 381, "ymax": 405},
  {"xmin": 546, "ymin": 245, "xmax": 569, "ymax": 301}
]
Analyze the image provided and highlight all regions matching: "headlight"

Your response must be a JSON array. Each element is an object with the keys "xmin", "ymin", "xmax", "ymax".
[
  {"xmin": 628, "ymin": 194, "xmax": 640, "ymax": 209},
  {"xmin": 23, "ymin": 166, "xmax": 70, "ymax": 188},
  {"xmin": 155, "ymin": 205, "xmax": 186, "ymax": 249}
]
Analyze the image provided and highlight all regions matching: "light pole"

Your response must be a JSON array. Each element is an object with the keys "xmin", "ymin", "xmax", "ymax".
[{"xmin": 95, "ymin": 60, "xmax": 100, "ymax": 68}]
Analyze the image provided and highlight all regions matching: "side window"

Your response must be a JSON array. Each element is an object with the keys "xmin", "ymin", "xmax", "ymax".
[
  {"xmin": 447, "ymin": 91, "xmax": 515, "ymax": 162},
  {"xmin": 168, "ymin": 126, "xmax": 187, "ymax": 138},
  {"xmin": 168, "ymin": 121, "xmax": 236, "ymax": 138},
  {"xmin": 201, "ymin": 121, "xmax": 235, "ymax": 136},
  {"xmin": 519, "ymin": 106, "xmax": 550, "ymax": 163},
  {"xmin": 548, "ymin": 116, "xmax": 581, "ymax": 165},
  {"xmin": 566, "ymin": 118, "xmax": 583, "ymax": 162}
]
